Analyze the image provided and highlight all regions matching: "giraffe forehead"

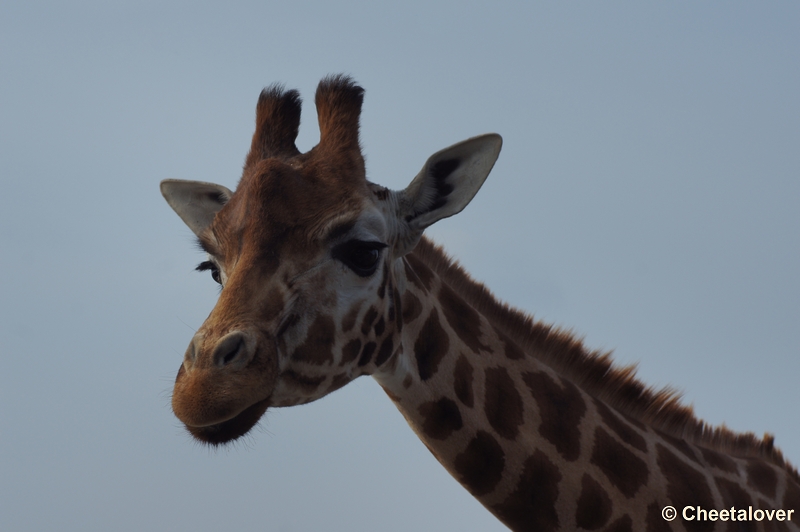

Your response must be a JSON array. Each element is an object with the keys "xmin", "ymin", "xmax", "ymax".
[
  {"xmin": 208, "ymin": 162, "xmax": 380, "ymax": 261},
  {"xmin": 245, "ymin": 160, "xmax": 365, "ymax": 228}
]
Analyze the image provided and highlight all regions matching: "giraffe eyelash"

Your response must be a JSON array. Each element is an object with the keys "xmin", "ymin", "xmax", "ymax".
[
  {"xmin": 195, "ymin": 261, "xmax": 216, "ymax": 272},
  {"xmin": 196, "ymin": 261, "xmax": 223, "ymax": 285}
]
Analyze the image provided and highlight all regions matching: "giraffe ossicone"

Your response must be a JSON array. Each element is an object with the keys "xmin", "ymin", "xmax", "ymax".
[{"xmin": 161, "ymin": 75, "xmax": 799, "ymax": 531}]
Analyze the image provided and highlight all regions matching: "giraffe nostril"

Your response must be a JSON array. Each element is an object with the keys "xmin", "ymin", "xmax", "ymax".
[
  {"xmin": 212, "ymin": 332, "xmax": 252, "ymax": 368},
  {"xmin": 184, "ymin": 335, "xmax": 201, "ymax": 369},
  {"xmin": 223, "ymin": 345, "xmax": 239, "ymax": 365}
]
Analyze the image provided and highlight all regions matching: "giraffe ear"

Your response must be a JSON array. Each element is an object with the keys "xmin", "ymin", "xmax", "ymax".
[
  {"xmin": 160, "ymin": 179, "xmax": 233, "ymax": 237},
  {"xmin": 398, "ymin": 133, "xmax": 502, "ymax": 233}
]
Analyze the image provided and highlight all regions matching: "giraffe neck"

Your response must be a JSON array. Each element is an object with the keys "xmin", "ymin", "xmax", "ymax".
[{"xmin": 372, "ymin": 237, "xmax": 800, "ymax": 531}]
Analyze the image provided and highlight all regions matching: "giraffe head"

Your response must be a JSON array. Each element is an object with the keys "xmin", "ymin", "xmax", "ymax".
[{"xmin": 161, "ymin": 76, "xmax": 501, "ymax": 445}]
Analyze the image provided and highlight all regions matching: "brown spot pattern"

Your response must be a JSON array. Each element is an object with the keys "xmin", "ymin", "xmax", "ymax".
[
  {"xmin": 661, "ymin": 433, "xmax": 702, "ymax": 465},
  {"xmin": 604, "ymin": 515, "xmax": 633, "ymax": 532},
  {"xmin": 341, "ymin": 338, "xmax": 361, "ymax": 364},
  {"xmin": 590, "ymin": 427, "xmax": 649, "ymax": 499},
  {"xmin": 277, "ymin": 313, "xmax": 300, "ymax": 339},
  {"xmin": 414, "ymin": 309, "xmax": 449, "ymax": 381},
  {"xmin": 374, "ymin": 316, "xmax": 385, "ymax": 336},
  {"xmin": 360, "ymin": 307, "xmax": 378, "ymax": 335},
  {"xmin": 405, "ymin": 254, "xmax": 434, "ymax": 291},
  {"xmin": 391, "ymin": 286, "xmax": 403, "ymax": 331},
  {"xmin": 783, "ymin": 477, "xmax": 800, "ymax": 514},
  {"xmin": 358, "ymin": 341, "xmax": 376, "ymax": 367},
  {"xmin": 453, "ymin": 355, "xmax": 474, "ymax": 408},
  {"xmin": 377, "ymin": 262, "xmax": 388, "ymax": 298},
  {"xmin": 327, "ymin": 373, "xmax": 350, "ymax": 394},
  {"xmin": 716, "ymin": 477, "xmax": 753, "ymax": 511},
  {"xmin": 645, "ymin": 503, "xmax": 672, "ymax": 532},
  {"xmin": 341, "ymin": 302, "xmax": 360, "ymax": 333},
  {"xmin": 522, "ymin": 371, "xmax": 586, "ymax": 461},
  {"xmin": 492, "ymin": 327, "xmax": 524, "ymax": 360},
  {"xmin": 439, "ymin": 283, "xmax": 487, "ymax": 354},
  {"xmin": 594, "ymin": 399, "xmax": 647, "ymax": 453},
  {"xmin": 484, "ymin": 367, "xmax": 524, "ymax": 440},
  {"xmin": 375, "ymin": 336, "xmax": 394, "ymax": 366},
  {"xmin": 700, "ymin": 447, "xmax": 738, "ymax": 473},
  {"xmin": 454, "ymin": 431, "xmax": 505, "ymax": 496},
  {"xmin": 282, "ymin": 369, "xmax": 325, "ymax": 392},
  {"xmin": 418, "ymin": 398, "xmax": 463, "ymax": 440},
  {"xmin": 387, "ymin": 283, "xmax": 396, "ymax": 322},
  {"xmin": 576, "ymin": 474, "xmax": 612, "ymax": 530},
  {"xmin": 746, "ymin": 459, "xmax": 778, "ymax": 499},
  {"xmin": 502, "ymin": 335, "xmax": 525, "ymax": 360},
  {"xmin": 657, "ymin": 443, "xmax": 715, "ymax": 531},
  {"xmin": 290, "ymin": 314, "xmax": 335, "ymax": 365},
  {"xmin": 401, "ymin": 291, "xmax": 422, "ymax": 324},
  {"xmin": 492, "ymin": 450, "xmax": 561, "ymax": 532}
]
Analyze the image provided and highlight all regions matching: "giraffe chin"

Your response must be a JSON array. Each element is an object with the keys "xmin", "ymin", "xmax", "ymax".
[{"xmin": 184, "ymin": 398, "xmax": 271, "ymax": 446}]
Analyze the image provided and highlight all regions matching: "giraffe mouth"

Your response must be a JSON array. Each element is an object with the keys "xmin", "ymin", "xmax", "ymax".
[{"xmin": 183, "ymin": 397, "xmax": 271, "ymax": 445}]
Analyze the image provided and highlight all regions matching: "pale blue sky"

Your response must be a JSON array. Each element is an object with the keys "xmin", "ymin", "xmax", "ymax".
[{"xmin": 1, "ymin": 2, "xmax": 798, "ymax": 531}]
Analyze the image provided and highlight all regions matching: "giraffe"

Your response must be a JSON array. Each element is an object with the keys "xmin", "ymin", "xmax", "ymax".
[{"xmin": 160, "ymin": 76, "xmax": 799, "ymax": 531}]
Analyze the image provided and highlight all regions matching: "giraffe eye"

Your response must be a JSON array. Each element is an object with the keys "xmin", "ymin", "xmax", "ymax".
[
  {"xmin": 333, "ymin": 240, "xmax": 387, "ymax": 277},
  {"xmin": 196, "ymin": 261, "xmax": 222, "ymax": 285}
]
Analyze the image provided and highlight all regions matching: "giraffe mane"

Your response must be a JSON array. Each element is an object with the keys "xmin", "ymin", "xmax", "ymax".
[{"xmin": 411, "ymin": 236, "xmax": 798, "ymax": 480}]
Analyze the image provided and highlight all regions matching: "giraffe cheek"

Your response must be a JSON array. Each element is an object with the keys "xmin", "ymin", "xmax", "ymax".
[{"xmin": 288, "ymin": 314, "xmax": 336, "ymax": 366}]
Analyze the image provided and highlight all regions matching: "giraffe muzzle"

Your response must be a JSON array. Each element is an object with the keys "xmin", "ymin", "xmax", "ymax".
[{"xmin": 171, "ymin": 329, "xmax": 278, "ymax": 444}]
